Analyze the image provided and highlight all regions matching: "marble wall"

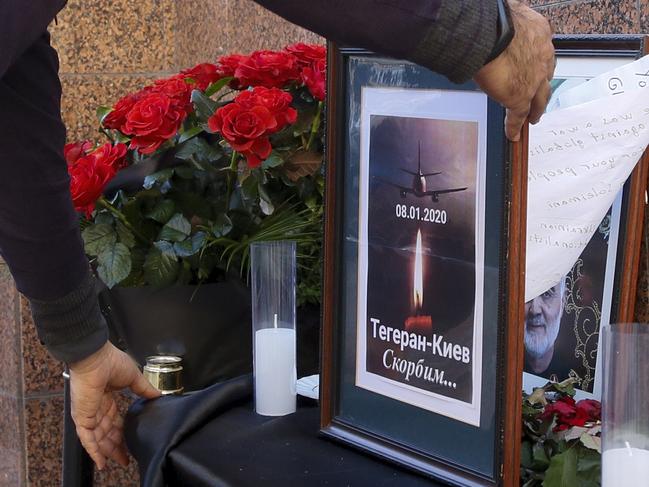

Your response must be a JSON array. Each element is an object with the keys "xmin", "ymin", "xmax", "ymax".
[{"xmin": 0, "ymin": 0, "xmax": 646, "ymax": 486}]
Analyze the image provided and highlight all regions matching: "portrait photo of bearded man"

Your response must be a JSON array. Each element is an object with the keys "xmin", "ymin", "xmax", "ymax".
[{"xmin": 524, "ymin": 276, "xmax": 571, "ymax": 379}]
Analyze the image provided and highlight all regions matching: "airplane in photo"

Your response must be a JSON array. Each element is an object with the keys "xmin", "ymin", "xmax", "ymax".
[{"xmin": 377, "ymin": 141, "xmax": 467, "ymax": 202}]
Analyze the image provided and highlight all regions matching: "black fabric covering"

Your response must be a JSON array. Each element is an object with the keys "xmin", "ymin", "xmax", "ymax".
[{"xmin": 125, "ymin": 375, "xmax": 444, "ymax": 487}]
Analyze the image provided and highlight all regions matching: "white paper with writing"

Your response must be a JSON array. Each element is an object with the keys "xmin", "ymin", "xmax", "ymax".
[
  {"xmin": 525, "ymin": 88, "xmax": 649, "ymax": 301},
  {"xmin": 557, "ymin": 55, "xmax": 649, "ymax": 108}
]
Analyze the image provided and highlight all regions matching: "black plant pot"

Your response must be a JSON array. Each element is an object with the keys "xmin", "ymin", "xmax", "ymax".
[{"xmin": 99, "ymin": 279, "xmax": 252, "ymax": 392}]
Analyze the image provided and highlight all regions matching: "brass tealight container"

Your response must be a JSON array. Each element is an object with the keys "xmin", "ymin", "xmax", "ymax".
[{"xmin": 143, "ymin": 355, "xmax": 183, "ymax": 395}]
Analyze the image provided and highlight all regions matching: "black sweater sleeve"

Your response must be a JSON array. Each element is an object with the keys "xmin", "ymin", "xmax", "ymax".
[
  {"xmin": 0, "ymin": 26, "xmax": 107, "ymax": 362},
  {"xmin": 252, "ymin": 0, "xmax": 498, "ymax": 83},
  {"xmin": 0, "ymin": 0, "xmax": 68, "ymax": 79}
]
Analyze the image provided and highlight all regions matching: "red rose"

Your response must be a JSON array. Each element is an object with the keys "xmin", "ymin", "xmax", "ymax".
[
  {"xmin": 541, "ymin": 396, "xmax": 601, "ymax": 432},
  {"xmin": 64, "ymin": 141, "xmax": 94, "ymax": 165},
  {"xmin": 285, "ymin": 43, "xmax": 326, "ymax": 67},
  {"xmin": 235, "ymin": 87, "xmax": 297, "ymax": 131},
  {"xmin": 103, "ymin": 92, "xmax": 142, "ymax": 131},
  {"xmin": 575, "ymin": 399, "xmax": 601, "ymax": 422},
  {"xmin": 68, "ymin": 143, "xmax": 127, "ymax": 217},
  {"xmin": 179, "ymin": 62, "xmax": 222, "ymax": 91},
  {"xmin": 151, "ymin": 77, "xmax": 194, "ymax": 107},
  {"xmin": 91, "ymin": 142, "xmax": 128, "ymax": 170},
  {"xmin": 301, "ymin": 58, "xmax": 326, "ymax": 101},
  {"xmin": 207, "ymin": 102, "xmax": 275, "ymax": 167},
  {"xmin": 216, "ymin": 54, "xmax": 248, "ymax": 89},
  {"xmin": 234, "ymin": 50, "xmax": 300, "ymax": 89},
  {"xmin": 216, "ymin": 54, "xmax": 247, "ymax": 77},
  {"xmin": 123, "ymin": 93, "xmax": 187, "ymax": 154}
]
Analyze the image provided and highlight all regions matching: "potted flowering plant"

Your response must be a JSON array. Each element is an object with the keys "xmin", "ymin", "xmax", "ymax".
[
  {"xmin": 521, "ymin": 379, "xmax": 602, "ymax": 486},
  {"xmin": 66, "ymin": 44, "xmax": 326, "ymax": 388}
]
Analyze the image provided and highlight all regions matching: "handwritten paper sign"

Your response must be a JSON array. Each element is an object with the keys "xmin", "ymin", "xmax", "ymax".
[
  {"xmin": 557, "ymin": 55, "xmax": 649, "ymax": 108},
  {"xmin": 525, "ymin": 87, "xmax": 649, "ymax": 301}
]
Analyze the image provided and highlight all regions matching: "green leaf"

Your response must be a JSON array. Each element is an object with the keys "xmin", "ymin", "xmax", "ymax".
[
  {"xmin": 175, "ymin": 137, "xmax": 221, "ymax": 163},
  {"xmin": 174, "ymin": 166, "xmax": 195, "ymax": 179},
  {"xmin": 543, "ymin": 448, "xmax": 578, "ymax": 487},
  {"xmin": 533, "ymin": 443, "xmax": 551, "ymax": 469},
  {"xmin": 576, "ymin": 447, "xmax": 601, "ymax": 485},
  {"xmin": 159, "ymin": 214, "xmax": 191, "ymax": 242},
  {"xmin": 211, "ymin": 213, "xmax": 233, "ymax": 238},
  {"xmin": 261, "ymin": 151, "xmax": 285, "ymax": 169},
  {"xmin": 154, "ymin": 240, "xmax": 177, "ymax": 258},
  {"xmin": 97, "ymin": 243, "xmax": 132, "ymax": 288},
  {"xmin": 521, "ymin": 441, "xmax": 534, "ymax": 469},
  {"xmin": 145, "ymin": 200, "xmax": 176, "ymax": 223},
  {"xmin": 178, "ymin": 125, "xmax": 204, "ymax": 144},
  {"xmin": 191, "ymin": 90, "xmax": 218, "ymax": 121},
  {"xmin": 205, "ymin": 77, "xmax": 233, "ymax": 97},
  {"xmin": 173, "ymin": 232, "xmax": 206, "ymax": 257},
  {"xmin": 143, "ymin": 249, "xmax": 180, "ymax": 287},
  {"xmin": 579, "ymin": 433, "xmax": 601, "ymax": 453},
  {"xmin": 82, "ymin": 224, "xmax": 117, "ymax": 257},
  {"xmin": 240, "ymin": 173, "xmax": 259, "ymax": 208},
  {"xmin": 143, "ymin": 168, "xmax": 175, "ymax": 190},
  {"xmin": 97, "ymin": 106, "xmax": 112, "ymax": 124},
  {"xmin": 116, "ymin": 221, "xmax": 136, "ymax": 248},
  {"xmin": 258, "ymin": 183, "xmax": 274, "ymax": 215},
  {"xmin": 93, "ymin": 212, "xmax": 114, "ymax": 226}
]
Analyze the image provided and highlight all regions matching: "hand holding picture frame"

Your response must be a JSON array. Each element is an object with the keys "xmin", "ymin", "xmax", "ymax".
[{"xmin": 320, "ymin": 45, "xmax": 528, "ymax": 486}]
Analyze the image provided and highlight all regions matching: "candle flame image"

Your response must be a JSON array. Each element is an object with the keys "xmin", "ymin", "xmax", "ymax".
[{"xmin": 413, "ymin": 228, "xmax": 423, "ymax": 311}]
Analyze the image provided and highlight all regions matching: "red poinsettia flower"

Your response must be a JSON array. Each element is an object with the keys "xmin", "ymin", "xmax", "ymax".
[
  {"xmin": 123, "ymin": 92, "xmax": 187, "ymax": 154},
  {"xmin": 234, "ymin": 50, "xmax": 300, "ymax": 89},
  {"xmin": 68, "ymin": 143, "xmax": 127, "ymax": 217}
]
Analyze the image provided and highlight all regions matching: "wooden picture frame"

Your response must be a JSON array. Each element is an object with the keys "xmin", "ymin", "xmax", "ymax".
[
  {"xmin": 320, "ymin": 44, "xmax": 528, "ymax": 486},
  {"xmin": 522, "ymin": 35, "xmax": 649, "ymax": 400}
]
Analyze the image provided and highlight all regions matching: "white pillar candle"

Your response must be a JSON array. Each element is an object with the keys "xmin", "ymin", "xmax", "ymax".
[
  {"xmin": 602, "ymin": 447, "xmax": 649, "ymax": 487},
  {"xmin": 254, "ymin": 327, "xmax": 296, "ymax": 416}
]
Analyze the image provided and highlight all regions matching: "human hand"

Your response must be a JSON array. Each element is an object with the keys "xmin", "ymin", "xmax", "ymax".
[
  {"xmin": 69, "ymin": 341, "xmax": 160, "ymax": 470},
  {"xmin": 473, "ymin": 0, "xmax": 555, "ymax": 141}
]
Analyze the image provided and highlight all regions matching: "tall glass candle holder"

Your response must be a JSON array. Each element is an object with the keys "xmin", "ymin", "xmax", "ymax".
[
  {"xmin": 601, "ymin": 323, "xmax": 649, "ymax": 486},
  {"xmin": 250, "ymin": 241, "xmax": 297, "ymax": 416}
]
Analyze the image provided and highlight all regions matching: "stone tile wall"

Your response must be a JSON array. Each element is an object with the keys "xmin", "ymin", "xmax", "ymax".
[{"xmin": 0, "ymin": 0, "xmax": 646, "ymax": 486}]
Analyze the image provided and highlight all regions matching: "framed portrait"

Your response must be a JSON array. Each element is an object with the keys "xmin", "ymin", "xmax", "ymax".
[
  {"xmin": 522, "ymin": 35, "xmax": 649, "ymax": 399},
  {"xmin": 320, "ymin": 45, "xmax": 527, "ymax": 486}
]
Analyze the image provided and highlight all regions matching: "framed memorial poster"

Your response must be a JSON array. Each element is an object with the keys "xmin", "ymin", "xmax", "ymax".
[
  {"xmin": 320, "ymin": 45, "xmax": 528, "ymax": 486},
  {"xmin": 523, "ymin": 35, "xmax": 649, "ymax": 400}
]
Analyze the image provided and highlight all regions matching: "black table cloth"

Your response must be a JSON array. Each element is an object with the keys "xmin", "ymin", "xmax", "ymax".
[{"xmin": 125, "ymin": 375, "xmax": 445, "ymax": 487}]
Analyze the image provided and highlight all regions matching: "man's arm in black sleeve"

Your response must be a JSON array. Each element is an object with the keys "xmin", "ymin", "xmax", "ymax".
[
  {"xmin": 0, "ymin": 0, "xmax": 68, "ymax": 78},
  {"xmin": 0, "ymin": 23, "xmax": 107, "ymax": 363},
  {"xmin": 253, "ymin": 0, "xmax": 498, "ymax": 84}
]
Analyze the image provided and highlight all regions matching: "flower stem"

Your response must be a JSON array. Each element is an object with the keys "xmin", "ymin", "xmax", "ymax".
[
  {"xmin": 96, "ymin": 197, "xmax": 149, "ymax": 244},
  {"xmin": 225, "ymin": 151, "xmax": 238, "ymax": 211},
  {"xmin": 305, "ymin": 101, "xmax": 323, "ymax": 152}
]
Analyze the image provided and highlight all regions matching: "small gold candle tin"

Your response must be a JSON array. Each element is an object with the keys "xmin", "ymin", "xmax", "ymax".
[{"xmin": 143, "ymin": 355, "xmax": 183, "ymax": 395}]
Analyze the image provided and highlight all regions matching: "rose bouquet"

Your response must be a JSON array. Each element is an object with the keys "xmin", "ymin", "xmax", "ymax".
[
  {"xmin": 67, "ymin": 43, "xmax": 326, "ymax": 304},
  {"xmin": 521, "ymin": 379, "xmax": 602, "ymax": 486}
]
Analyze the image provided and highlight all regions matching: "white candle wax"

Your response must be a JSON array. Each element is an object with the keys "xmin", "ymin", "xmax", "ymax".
[
  {"xmin": 254, "ymin": 327, "xmax": 296, "ymax": 416},
  {"xmin": 602, "ymin": 447, "xmax": 649, "ymax": 487}
]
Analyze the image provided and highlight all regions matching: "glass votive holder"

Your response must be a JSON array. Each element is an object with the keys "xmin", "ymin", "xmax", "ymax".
[
  {"xmin": 250, "ymin": 241, "xmax": 297, "ymax": 416},
  {"xmin": 601, "ymin": 323, "xmax": 649, "ymax": 486}
]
